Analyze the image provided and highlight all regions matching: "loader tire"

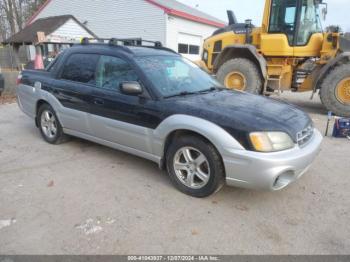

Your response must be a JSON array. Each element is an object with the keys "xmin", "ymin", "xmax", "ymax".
[
  {"xmin": 217, "ymin": 58, "xmax": 262, "ymax": 94},
  {"xmin": 320, "ymin": 64, "xmax": 350, "ymax": 117}
]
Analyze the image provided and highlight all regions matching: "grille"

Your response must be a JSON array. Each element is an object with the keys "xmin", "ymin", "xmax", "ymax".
[{"xmin": 297, "ymin": 125, "xmax": 314, "ymax": 146}]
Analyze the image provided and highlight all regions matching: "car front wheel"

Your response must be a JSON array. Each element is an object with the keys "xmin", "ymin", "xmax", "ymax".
[{"xmin": 166, "ymin": 135, "xmax": 225, "ymax": 198}]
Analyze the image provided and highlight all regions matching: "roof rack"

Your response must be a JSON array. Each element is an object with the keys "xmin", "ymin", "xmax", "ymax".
[
  {"xmin": 81, "ymin": 37, "xmax": 162, "ymax": 47},
  {"xmin": 80, "ymin": 37, "xmax": 177, "ymax": 54}
]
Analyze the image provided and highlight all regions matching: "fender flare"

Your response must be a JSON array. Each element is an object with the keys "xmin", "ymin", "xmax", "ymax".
[
  {"xmin": 313, "ymin": 52, "xmax": 350, "ymax": 91},
  {"xmin": 152, "ymin": 114, "xmax": 245, "ymax": 159},
  {"xmin": 213, "ymin": 44, "xmax": 268, "ymax": 80}
]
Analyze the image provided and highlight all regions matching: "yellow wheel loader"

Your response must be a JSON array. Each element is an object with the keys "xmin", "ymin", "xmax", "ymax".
[{"xmin": 200, "ymin": 0, "xmax": 350, "ymax": 117}]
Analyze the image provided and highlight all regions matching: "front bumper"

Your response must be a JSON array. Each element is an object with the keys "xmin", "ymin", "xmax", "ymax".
[{"xmin": 223, "ymin": 129, "xmax": 323, "ymax": 190}]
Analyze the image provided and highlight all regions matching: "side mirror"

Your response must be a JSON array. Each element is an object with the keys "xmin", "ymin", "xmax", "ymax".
[{"xmin": 120, "ymin": 81, "xmax": 143, "ymax": 96}]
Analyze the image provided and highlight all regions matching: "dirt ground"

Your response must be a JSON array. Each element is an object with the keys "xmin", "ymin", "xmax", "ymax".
[
  {"xmin": 0, "ymin": 92, "xmax": 349, "ymax": 255},
  {"xmin": 0, "ymin": 94, "xmax": 16, "ymax": 105}
]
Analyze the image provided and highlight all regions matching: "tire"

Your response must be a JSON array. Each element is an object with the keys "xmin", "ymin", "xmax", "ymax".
[
  {"xmin": 216, "ymin": 58, "xmax": 262, "ymax": 94},
  {"xmin": 320, "ymin": 64, "xmax": 350, "ymax": 117},
  {"xmin": 37, "ymin": 103, "xmax": 67, "ymax": 144},
  {"xmin": 166, "ymin": 135, "xmax": 225, "ymax": 198}
]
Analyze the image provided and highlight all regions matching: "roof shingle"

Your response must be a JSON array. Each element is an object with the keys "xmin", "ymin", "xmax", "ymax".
[
  {"xmin": 146, "ymin": 0, "xmax": 226, "ymax": 27},
  {"xmin": 5, "ymin": 15, "xmax": 97, "ymax": 44}
]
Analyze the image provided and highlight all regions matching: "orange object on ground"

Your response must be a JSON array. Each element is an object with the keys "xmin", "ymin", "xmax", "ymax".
[{"xmin": 34, "ymin": 46, "xmax": 44, "ymax": 69}]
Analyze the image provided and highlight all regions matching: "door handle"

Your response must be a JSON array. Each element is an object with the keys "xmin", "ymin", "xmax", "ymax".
[{"xmin": 93, "ymin": 98, "xmax": 105, "ymax": 106}]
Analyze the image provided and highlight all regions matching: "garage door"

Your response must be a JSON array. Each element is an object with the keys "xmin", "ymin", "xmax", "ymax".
[{"xmin": 177, "ymin": 33, "xmax": 202, "ymax": 61}]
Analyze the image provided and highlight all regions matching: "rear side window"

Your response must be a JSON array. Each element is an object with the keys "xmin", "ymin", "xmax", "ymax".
[
  {"xmin": 46, "ymin": 54, "xmax": 61, "ymax": 72},
  {"xmin": 61, "ymin": 54, "xmax": 99, "ymax": 84}
]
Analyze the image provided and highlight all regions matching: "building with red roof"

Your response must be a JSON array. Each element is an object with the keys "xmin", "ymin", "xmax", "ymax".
[{"xmin": 26, "ymin": 0, "xmax": 226, "ymax": 60}]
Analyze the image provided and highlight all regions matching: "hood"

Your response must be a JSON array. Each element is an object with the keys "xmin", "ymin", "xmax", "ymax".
[{"xmin": 163, "ymin": 90, "xmax": 312, "ymax": 148}]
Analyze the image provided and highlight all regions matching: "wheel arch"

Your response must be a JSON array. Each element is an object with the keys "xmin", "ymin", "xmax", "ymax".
[
  {"xmin": 315, "ymin": 52, "xmax": 350, "ymax": 91},
  {"xmin": 153, "ymin": 115, "xmax": 245, "ymax": 168},
  {"xmin": 213, "ymin": 44, "xmax": 267, "ymax": 80},
  {"xmin": 161, "ymin": 129, "xmax": 220, "ymax": 169}
]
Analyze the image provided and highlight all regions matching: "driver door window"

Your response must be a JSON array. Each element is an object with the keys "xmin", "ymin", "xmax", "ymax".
[
  {"xmin": 96, "ymin": 56, "xmax": 139, "ymax": 92},
  {"xmin": 285, "ymin": 7, "xmax": 296, "ymax": 25}
]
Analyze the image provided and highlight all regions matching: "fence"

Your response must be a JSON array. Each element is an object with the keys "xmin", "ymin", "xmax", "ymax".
[
  {"xmin": 0, "ymin": 45, "xmax": 30, "ymax": 70},
  {"xmin": 1, "ymin": 71, "xmax": 20, "ymax": 97}
]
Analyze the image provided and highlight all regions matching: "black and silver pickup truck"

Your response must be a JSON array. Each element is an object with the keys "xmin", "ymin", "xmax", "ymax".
[{"xmin": 16, "ymin": 40, "xmax": 323, "ymax": 197}]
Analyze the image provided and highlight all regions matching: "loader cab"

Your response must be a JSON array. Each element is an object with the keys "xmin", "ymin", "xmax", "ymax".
[{"xmin": 261, "ymin": 0, "xmax": 324, "ymax": 56}]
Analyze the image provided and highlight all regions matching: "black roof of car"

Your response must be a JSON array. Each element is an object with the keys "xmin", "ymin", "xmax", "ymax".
[{"xmin": 69, "ymin": 42, "xmax": 179, "ymax": 57}]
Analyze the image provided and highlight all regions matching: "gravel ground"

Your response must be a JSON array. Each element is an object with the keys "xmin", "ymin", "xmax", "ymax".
[
  {"xmin": 0, "ymin": 92, "xmax": 349, "ymax": 255},
  {"xmin": 0, "ymin": 95, "xmax": 16, "ymax": 105}
]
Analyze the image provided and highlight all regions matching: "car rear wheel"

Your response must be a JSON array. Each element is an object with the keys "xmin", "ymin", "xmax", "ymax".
[
  {"xmin": 38, "ymin": 103, "xmax": 67, "ymax": 144},
  {"xmin": 166, "ymin": 135, "xmax": 225, "ymax": 198}
]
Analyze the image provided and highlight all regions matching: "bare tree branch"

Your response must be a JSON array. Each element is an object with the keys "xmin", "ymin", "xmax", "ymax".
[{"xmin": 0, "ymin": 0, "xmax": 45, "ymax": 41}]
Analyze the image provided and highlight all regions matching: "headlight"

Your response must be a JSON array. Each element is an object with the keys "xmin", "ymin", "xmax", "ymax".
[{"xmin": 249, "ymin": 132, "xmax": 294, "ymax": 152}]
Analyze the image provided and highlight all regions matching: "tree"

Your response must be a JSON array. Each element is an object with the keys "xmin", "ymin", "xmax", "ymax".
[
  {"xmin": 325, "ymin": 25, "xmax": 343, "ymax": 33},
  {"xmin": 0, "ymin": 0, "xmax": 46, "ymax": 41}
]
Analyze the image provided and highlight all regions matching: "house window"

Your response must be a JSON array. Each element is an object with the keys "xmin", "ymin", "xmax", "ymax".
[
  {"xmin": 189, "ymin": 45, "xmax": 200, "ymax": 55},
  {"xmin": 178, "ymin": 43, "xmax": 200, "ymax": 55},
  {"xmin": 178, "ymin": 44, "xmax": 189, "ymax": 54}
]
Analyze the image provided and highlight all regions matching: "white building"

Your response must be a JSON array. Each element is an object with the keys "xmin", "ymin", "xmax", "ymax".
[
  {"xmin": 27, "ymin": 0, "xmax": 226, "ymax": 60},
  {"xmin": 5, "ymin": 15, "xmax": 97, "ymax": 68}
]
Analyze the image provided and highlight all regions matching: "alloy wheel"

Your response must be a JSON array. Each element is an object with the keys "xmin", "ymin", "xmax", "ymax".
[
  {"xmin": 40, "ymin": 110, "xmax": 58, "ymax": 139},
  {"xmin": 173, "ymin": 147, "xmax": 210, "ymax": 189}
]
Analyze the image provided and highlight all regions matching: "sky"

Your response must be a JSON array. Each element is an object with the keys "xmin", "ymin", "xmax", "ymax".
[{"xmin": 177, "ymin": 0, "xmax": 350, "ymax": 32}]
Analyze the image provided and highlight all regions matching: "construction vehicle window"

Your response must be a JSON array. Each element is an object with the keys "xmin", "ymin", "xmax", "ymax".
[
  {"xmin": 285, "ymin": 7, "xmax": 296, "ymax": 24},
  {"xmin": 269, "ymin": 0, "xmax": 297, "ymax": 45},
  {"xmin": 296, "ymin": 0, "xmax": 322, "ymax": 45}
]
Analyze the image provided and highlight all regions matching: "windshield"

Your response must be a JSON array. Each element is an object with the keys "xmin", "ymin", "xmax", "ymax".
[
  {"xmin": 135, "ymin": 56, "xmax": 221, "ymax": 97},
  {"xmin": 297, "ymin": 0, "xmax": 323, "ymax": 45}
]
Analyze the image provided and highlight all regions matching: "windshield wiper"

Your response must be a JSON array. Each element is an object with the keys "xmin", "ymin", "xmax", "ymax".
[
  {"xmin": 164, "ymin": 87, "xmax": 224, "ymax": 98},
  {"xmin": 164, "ymin": 91, "xmax": 198, "ymax": 98},
  {"xmin": 198, "ymin": 86, "xmax": 224, "ymax": 93}
]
